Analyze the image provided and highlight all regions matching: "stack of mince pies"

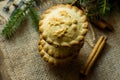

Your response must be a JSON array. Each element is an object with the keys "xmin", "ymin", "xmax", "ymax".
[{"xmin": 38, "ymin": 4, "xmax": 88, "ymax": 65}]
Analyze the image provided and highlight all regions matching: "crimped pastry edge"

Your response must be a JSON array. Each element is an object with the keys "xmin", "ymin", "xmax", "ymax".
[
  {"xmin": 39, "ymin": 48, "xmax": 78, "ymax": 66},
  {"xmin": 38, "ymin": 39, "xmax": 83, "ymax": 59},
  {"xmin": 39, "ymin": 4, "xmax": 88, "ymax": 47}
]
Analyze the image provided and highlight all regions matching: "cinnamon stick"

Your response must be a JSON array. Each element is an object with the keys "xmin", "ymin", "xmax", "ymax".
[
  {"xmin": 91, "ymin": 20, "xmax": 113, "ymax": 31},
  {"xmin": 80, "ymin": 36, "xmax": 107, "ymax": 75}
]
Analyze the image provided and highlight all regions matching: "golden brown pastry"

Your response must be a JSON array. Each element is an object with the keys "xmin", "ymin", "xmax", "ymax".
[
  {"xmin": 38, "ymin": 39, "xmax": 83, "ymax": 59},
  {"xmin": 39, "ymin": 4, "xmax": 88, "ymax": 47},
  {"xmin": 38, "ymin": 4, "xmax": 88, "ymax": 65},
  {"xmin": 38, "ymin": 40, "xmax": 79, "ymax": 66}
]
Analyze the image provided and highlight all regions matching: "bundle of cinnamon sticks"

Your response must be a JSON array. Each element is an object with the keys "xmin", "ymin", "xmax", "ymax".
[{"xmin": 81, "ymin": 36, "xmax": 107, "ymax": 75}]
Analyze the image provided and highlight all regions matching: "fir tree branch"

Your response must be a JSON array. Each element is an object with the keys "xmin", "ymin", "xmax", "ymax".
[
  {"xmin": 2, "ymin": 0, "xmax": 35, "ymax": 39},
  {"xmin": 29, "ymin": 7, "xmax": 40, "ymax": 31},
  {"xmin": 73, "ymin": 0, "xmax": 111, "ymax": 20},
  {"xmin": 98, "ymin": 0, "xmax": 110, "ymax": 15},
  {"xmin": 2, "ymin": 9, "xmax": 26, "ymax": 39}
]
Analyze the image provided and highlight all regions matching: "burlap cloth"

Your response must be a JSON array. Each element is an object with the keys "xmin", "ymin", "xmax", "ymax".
[{"xmin": 0, "ymin": 0, "xmax": 120, "ymax": 80}]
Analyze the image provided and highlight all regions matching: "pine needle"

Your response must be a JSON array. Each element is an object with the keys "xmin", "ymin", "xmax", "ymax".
[
  {"xmin": 98, "ymin": 0, "xmax": 110, "ymax": 15},
  {"xmin": 2, "ymin": 0, "xmax": 35, "ymax": 39},
  {"xmin": 2, "ymin": 9, "xmax": 26, "ymax": 39},
  {"xmin": 68, "ymin": 0, "xmax": 111, "ymax": 20},
  {"xmin": 29, "ymin": 7, "xmax": 40, "ymax": 31}
]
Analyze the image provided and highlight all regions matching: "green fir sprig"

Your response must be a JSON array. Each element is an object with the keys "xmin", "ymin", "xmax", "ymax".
[
  {"xmin": 97, "ymin": 0, "xmax": 110, "ymax": 15},
  {"xmin": 2, "ymin": 9, "xmax": 26, "ymax": 39},
  {"xmin": 29, "ymin": 7, "xmax": 39, "ymax": 31},
  {"xmin": 70, "ymin": 0, "xmax": 111, "ymax": 21},
  {"xmin": 2, "ymin": 0, "xmax": 39, "ymax": 39}
]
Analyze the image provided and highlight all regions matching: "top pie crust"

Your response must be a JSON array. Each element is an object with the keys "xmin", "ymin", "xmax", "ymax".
[{"xmin": 39, "ymin": 4, "xmax": 88, "ymax": 47}]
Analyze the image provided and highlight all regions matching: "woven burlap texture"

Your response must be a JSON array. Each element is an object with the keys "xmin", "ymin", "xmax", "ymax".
[{"xmin": 0, "ymin": 0, "xmax": 120, "ymax": 80}]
